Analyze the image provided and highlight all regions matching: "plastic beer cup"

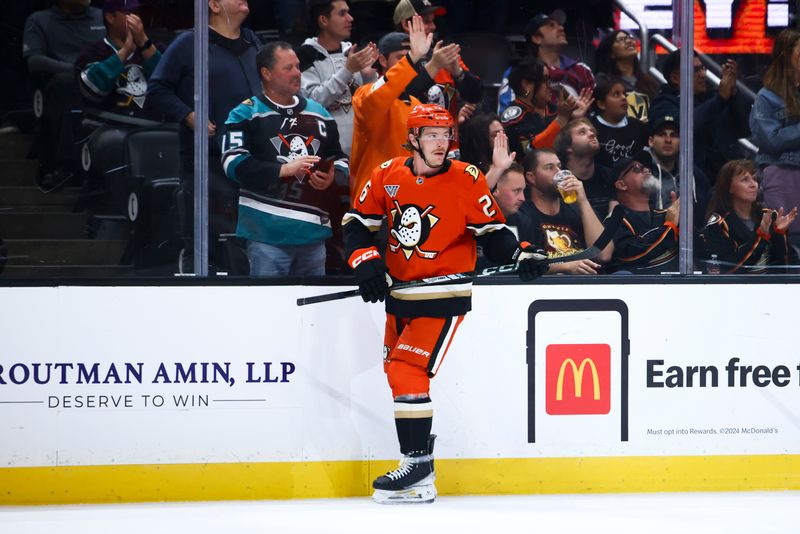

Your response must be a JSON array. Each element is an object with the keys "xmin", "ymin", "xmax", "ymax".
[{"xmin": 553, "ymin": 170, "xmax": 577, "ymax": 204}]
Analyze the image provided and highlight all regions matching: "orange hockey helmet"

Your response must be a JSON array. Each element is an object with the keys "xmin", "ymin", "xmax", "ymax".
[{"xmin": 407, "ymin": 104, "xmax": 454, "ymax": 132}]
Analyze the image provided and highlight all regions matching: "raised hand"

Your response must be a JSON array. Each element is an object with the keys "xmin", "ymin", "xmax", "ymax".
[
  {"xmin": 665, "ymin": 191, "xmax": 680, "ymax": 226},
  {"xmin": 126, "ymin": 14, "xmax": 147, "ymax": 48},
  {"xmin": 408, "ymin": 15, "xmax": 432, "ymax": 63},
  {"xmin": 346, "ymin": 43, "xmax": 379, "ymax": 74},
  {"xmin": 774, "ymin": 206, "xmax": 798, "ymax": 233},
  {"xmin": 457, "ymin": 102, "xmax": 476, "ymax": 125},
  {"xmin": 556, "ymin": 91, "xmax": 578, "ymax": 124},
  {"xmin": 758, "ymin": 210, "xmax": 773, "ymax": 235},
  {"xmin": 570, "ymin": 87, "xmax": 595, "ymax": 119},
  {"xmin": 491, "ymin": 130, "xmax": 515, "ymax": 173},
  {"xmin": 718, "ymin": 59, "xmax": 738, "ymax": 101},
  {"xmin": 427, "ymin": 41, "xmax": 460, "ymax": 74}
]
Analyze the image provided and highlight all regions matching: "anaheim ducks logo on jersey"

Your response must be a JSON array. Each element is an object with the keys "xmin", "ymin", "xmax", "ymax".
[
  {"xmin": 389, "ymin": 199, "xmax": 440, "ymax": 260},
  {"xmin": 501, "ymin": 105, "xmax": 523, "ymax": 124},
  {"xmin": 270, "ymin": 133, "xmax": 321, "ymax": 165},
  {"xmin": 464, "ymin": 164, "xmax": 480, "ymax": 183}
]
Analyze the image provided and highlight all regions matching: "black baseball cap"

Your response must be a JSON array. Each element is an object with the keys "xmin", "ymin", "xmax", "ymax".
[
  {"xmin": 103, "ymin": 0, "xmax": 141, "ymax": 13},
  {"xmin": 378, "ymin": 32, "xmax": 411, "ymax": 56},
  {"xmin": 649, "ymin": 113, "xmax": 679, "ymax": 136},
  {"xmin": 612, "ymin": 150, "xmax": 652, "ymax": 182},
  {"xmin": 524, "ymin": 9, "xmax": 567, "ymax": 42}
]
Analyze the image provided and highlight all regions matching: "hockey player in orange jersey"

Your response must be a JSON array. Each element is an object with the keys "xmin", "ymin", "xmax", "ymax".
[{"xmin": 342, "ymin": 104, "xmax": 549, "ymax": 504}]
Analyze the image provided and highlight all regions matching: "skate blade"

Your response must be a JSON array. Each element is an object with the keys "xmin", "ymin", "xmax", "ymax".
[{"xmin": 372, "ymin": 484, "xmax": 437, "ymax": 505}]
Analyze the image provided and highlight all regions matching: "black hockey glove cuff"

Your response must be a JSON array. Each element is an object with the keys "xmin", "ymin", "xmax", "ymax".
[
  {"xmin": 349, "ymin": 247, "xmax": 391, "ymax": 303},
  {"xmin": 513, "ymin": 243, "xmax": 549, "ymax": 282}
]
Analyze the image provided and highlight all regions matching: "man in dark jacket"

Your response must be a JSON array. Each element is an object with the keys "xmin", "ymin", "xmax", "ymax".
[{"xmin": 650, "ymin": 49, "xmax": 751, "ymax": 181}]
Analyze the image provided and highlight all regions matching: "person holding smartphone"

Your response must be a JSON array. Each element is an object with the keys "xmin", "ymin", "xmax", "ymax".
[
  {"xmin": 343, "ymin": 104, "xmax": 548, "ymax": 504},
  {"xmin": 221, "ymin": 41, "xmax": 348, "ymax": 277}
]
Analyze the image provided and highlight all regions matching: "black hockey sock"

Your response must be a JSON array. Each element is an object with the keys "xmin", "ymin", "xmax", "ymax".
[{"xmin": 393, "ymin": 397, "xmax": 433, "ymax": 456}]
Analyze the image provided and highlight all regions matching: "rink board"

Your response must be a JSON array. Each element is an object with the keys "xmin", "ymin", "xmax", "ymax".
[{"xmin": 1, "ymin": 284, "xmax": 799, "ymax": 503}]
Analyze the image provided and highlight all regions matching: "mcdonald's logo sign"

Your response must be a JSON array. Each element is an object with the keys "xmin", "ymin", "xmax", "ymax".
[{"xmin": 546, "ymin": 344, "xmax": 611, "ymax": 415}]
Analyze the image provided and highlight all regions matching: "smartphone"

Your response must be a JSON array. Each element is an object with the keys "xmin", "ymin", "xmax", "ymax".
[
  {"xmin": 526, "ymin": 299, "xmax": 630, "ymax": 445},
  {"xmin": 310, "ymin": 156, "xmax": 335, "ymax": 174}
]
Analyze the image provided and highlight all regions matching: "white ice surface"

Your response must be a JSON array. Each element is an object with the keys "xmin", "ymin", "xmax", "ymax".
[{"xmin": 1, "ymin": 491, "xmax": 798, "ymax": 534}]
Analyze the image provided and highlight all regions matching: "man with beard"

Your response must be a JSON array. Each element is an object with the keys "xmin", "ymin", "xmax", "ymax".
[
  {"xmin": 609, "ymin": 150, "xmax": 679, "ymax": 274},
  {"xmin": 554, "ymin": 118, "xmax": 614, "ymax": 218},
  {"xmin": 513, "ymin": 148, "xmax": 612, "ymax": 274}
]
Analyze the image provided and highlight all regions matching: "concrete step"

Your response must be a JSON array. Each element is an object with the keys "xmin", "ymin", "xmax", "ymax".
[
  {"xmin": 0, "ymin": 160, "xmax": 39, "ymax": 186},
  {"xmin": 0, "ymin": 134, "xmax": 33, "ymax": 160},
  {"xmin": 0, "ymin": 186, "xmax": 81, "ymax": 209},
  {"xmin": 0, "ymin": 212, "xmax": 88, "ymax": 239},
  {"xmin": 0, "ymin": 264, "xmax": 135, "ymax": 278},
  {"xmin": 3, "ymin": 239, "xmax": 127, "ymax": 265}
]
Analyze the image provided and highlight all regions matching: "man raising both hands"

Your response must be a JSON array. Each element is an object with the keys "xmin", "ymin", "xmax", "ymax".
[{"xmin": 349, "ymin": 15, "xmax": 461, "ymax": 194}]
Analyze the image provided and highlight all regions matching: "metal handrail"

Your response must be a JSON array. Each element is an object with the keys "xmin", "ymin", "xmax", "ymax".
[{"xmin": 614, "ymin": 0, "xmax": 650, "ymax": 71}]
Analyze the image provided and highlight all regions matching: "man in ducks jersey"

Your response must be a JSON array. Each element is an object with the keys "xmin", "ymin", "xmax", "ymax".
[{"xmin": 342, "ymin": 103, "xmax": 548, "ymax": 504}]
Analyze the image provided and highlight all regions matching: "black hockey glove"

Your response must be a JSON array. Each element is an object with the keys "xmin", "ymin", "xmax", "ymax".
[
  {"xmin": 513, "ymin": 243, "xmax": 549, "ymax": 282},
  {"xmin": 349, "ymin": 247, "xmax": 391, "ymax": 303}
]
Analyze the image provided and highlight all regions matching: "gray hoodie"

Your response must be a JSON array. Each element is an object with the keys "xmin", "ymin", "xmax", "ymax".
[{"xmin": 299, "ymin": 37, "xmax": 377, "ymax": 156}]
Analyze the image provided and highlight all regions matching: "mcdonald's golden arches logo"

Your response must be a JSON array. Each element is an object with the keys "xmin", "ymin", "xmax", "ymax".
[{"xmin": 546, "ymin": 344, "xmax": 610, "ymax": 415}]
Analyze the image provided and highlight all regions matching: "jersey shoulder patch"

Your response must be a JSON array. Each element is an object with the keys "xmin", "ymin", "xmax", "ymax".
[
  {"xmin": 501, "ymin": 105, "xmax": 523, "ymax": 124},
  {"xmin": 464, "ymin": 164, "xmax": 480, "ymax": 183},
  {"xmin": 705, "ymin": 213, "xmax": 722, "ymax": 227},
  {"xmin": 242, "ymin": 98, "xmax": 254, "ymax": 107},
  {"xmin": 380, "ymin": 159, "xmax": 393, "ymax": 169}
]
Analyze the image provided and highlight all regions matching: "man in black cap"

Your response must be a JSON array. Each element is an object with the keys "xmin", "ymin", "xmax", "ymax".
[
  {"xmin": 609, "ymin": 150, "xmax": 680, "ymax": 274},
  {"xmin": 498, "ymin": 9, "xmax": 595, "ymax": 114},
  {"xmin": 652, "ymin": 48, "xmax": 750, "ymax": 181},
  {"xmin": 642, "ymin": 110, "xmax": 711, "ymax": 227}
]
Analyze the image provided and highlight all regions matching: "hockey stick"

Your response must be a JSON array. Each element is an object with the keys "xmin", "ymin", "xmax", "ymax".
[{"xmin": 296, "ymin": 205, "xmax": 624, "ymax": 306}]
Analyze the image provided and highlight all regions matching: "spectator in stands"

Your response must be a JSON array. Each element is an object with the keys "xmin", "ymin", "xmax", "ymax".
[
  {"xmin": 458, "ymin": 112, "xmax": 504, "ymax": 173},
  {"xmin": 553, "ymin": 117, "xmax": 613, "ymax": 217},
  {"xmin": 497, "ymin": 9, "xmax": 594, "ymax": 115},
  {"xmin": 511, "ymin": 148, "xmax": 611, "ymax": 274},
  {"xmin": 299, "ymin": 0, "xmax": 378, "ymax": 156},
  {"xmin": 350, "ymin": 17, "xmax": 458, "ymax": 195},
  {"xmin": 701, "ymin": 159, "xmax": 797, "ymax": 274},
  {"xmin": 640, "ymin": 111, "xmax": 711, "ymax": 230},
  {"xmin": 23, "ymin": 0, "xmax": 105, "ymax": 189},
  {"xmin": 393, "ymin": 0, "xmax": 483, "ymax": 131},
  {"xmin": 594, "ymin": 30, "xmax": 658, "ymax": 122},
  {"xmin": 146, "ymin": 0, "xmax": 261, "ymax": 271},
  {"xmin": 221, "ymin": 42, "xmax": 347, "ymax": 277},
  {"xmin": 750, "ymin": 29, "xmax": 800, "ymax": 254},
  {"xmin": 501, "ymin": 57, "xmax": 591, "ymax": 162},
  {"xmin": 492, "ymin": 162, "xmax": 526, "ymax": 218},
  {"xmin": 590, "ymin": 76, "xmax": 648, "ymax": 169},
  {"xmin": 76, "ymin": 0, "xmax": 161, "ymax": 120},
  {"xmin": 609, "ymin": 151, "xmax": 679, "ymax": 274},
  {"xmin": 652, "ymin": 49, "xmax": 749, "ymax": 181}
]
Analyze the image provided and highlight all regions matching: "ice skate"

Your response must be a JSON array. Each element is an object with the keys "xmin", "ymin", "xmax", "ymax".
[{"xmin": 372, "ymin": 435, "xmax": 436, "ymax": 504}]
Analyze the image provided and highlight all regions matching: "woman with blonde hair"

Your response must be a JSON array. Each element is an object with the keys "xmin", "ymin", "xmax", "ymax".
[{"xmin": 750, "ymin": 29, "xmax": 800, "ymax": 255}]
